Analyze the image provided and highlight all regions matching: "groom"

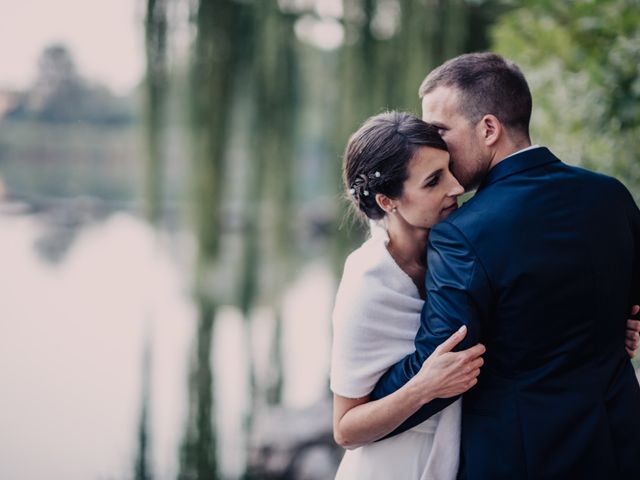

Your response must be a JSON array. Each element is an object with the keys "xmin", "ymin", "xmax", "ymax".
[{"xmin": 370, "ymin": 52, "xmax": 640, "ymax": 478}]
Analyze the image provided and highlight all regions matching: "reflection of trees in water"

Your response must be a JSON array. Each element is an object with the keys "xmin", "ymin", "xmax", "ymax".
[
  {"xmin": 179, "ymin": 299, "xmax": 218, "ymax": 480},
  {"xmin": 29, "ymin": 197, "xmax": 112, "ymax": 265},
  {"xmin": 135, "ymin": 331, "xmax": 154, "ymax": 480},
  {"xmin": 141, "ymin": 0, "xmax": 501, "ymax": 478}
]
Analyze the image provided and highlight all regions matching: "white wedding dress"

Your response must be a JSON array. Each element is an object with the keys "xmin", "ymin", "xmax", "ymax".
[{"xmin": 330, "ymin": 224, "xmax": 461, "ymax": 479}]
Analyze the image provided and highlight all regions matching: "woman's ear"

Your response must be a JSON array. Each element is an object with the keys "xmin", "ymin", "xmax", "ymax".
[
  {"xmin": 479, "ymin": 114, "xmax": 501, "ymax": 147},
  {"xmin": 376, "ymin": 193, "xmax": 396, "ymax": 214}
]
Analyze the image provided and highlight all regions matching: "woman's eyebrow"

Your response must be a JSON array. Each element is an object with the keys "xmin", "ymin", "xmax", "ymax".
[{"xmin": 423, "ymin": 168, "xmax": 443, "ymax": 184}]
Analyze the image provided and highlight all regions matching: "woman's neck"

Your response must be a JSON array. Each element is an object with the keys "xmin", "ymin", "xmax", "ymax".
[
  {"xmin": 385, "ymin": 221, "xmax": 429, "ymax": 297},
  {"xmin": 386, "ymin": 222, "xmax": 429, "ymax": 267}
]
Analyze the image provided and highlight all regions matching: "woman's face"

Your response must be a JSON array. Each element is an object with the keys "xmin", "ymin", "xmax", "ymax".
[{"xmin": 393, "ymin": 146, "xmax": 464, "ymax": 229}]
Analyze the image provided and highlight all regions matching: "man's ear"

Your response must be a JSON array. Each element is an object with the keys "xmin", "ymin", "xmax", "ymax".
[
  {"xmin": 376, "ymin": 193, "xmax": 396, "ymax": 214},
  {"xmin": 479, "ymin": 114, "xmax": 501, "ymax": 147}
]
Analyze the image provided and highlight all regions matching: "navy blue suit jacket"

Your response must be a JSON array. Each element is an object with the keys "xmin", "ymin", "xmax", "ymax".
[{"xmin": 371, "ymin": 147, "xmax": 640, "ymax": 479}]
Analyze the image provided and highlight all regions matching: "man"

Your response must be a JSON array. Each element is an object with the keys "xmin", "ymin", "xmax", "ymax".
[{"xmin": 370, "ymin": 52, "xmax": 640, "ymax": 478}]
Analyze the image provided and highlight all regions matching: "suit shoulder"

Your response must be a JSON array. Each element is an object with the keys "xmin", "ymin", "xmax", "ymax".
[
  {"xmin": 566, "ymin": 163, "xmax": 625, "ymax": 187},
  {"xmin": 568, "ymin": 165, "xmax": 637, "ymax": 204},
  {"xmin": 435, "ymin": 194, "xmax": 494, "ymax": 238},
  {"xmin": 429, "ymin": 218, "xmax": 475, "ymax": 253}
]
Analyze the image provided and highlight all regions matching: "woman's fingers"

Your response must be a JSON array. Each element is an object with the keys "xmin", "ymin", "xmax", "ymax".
[
  {"xmin": 459, "ymin": 368, "xmax": 481, "ymax": 382},
  {"xmin": 443, "ymin": 346, "xmax": 485, "ymax": 376},
  {"xmin": 423, "ymin": 337, "xmax": 486, "ymax": 398},
  {"xmin": 463, "ymin": 343, "xmax": 486, "ymax": 360},
  {"xmin": 453, "ymin": 344, "xmax": 485, "ymax": 370},
  {"xmin": 626, "ymin": 308, "xmax": 640, "ymax": 357},
  {"xmin": 446, "ymin": 376, "xmax": 479, "ymax": 397},
  {"xmin": 434, "ymin": 325, "xmax": 468, "ymax": 354},
  {"xmin": 468, "ymin": 357, "xmax": 484, "ymax": 370},
  {"xmin": 626, "ymin": 319, "xmax": 640, "ymax": 333}
]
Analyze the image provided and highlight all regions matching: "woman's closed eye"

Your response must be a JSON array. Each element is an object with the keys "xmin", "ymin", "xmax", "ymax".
[{"xmin": 425, "ymin": 174, "xmax": 440, "ymax": 188}]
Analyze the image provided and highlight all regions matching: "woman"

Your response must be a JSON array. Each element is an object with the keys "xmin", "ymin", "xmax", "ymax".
[{"xmin": 330, "ymin": 111, "xmax": 640, "ymax": 479}]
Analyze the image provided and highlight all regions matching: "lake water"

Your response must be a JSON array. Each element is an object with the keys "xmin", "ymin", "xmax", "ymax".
[{"xmin": 0, "ymin": 206, "xmax": 335, "ymax": 479}]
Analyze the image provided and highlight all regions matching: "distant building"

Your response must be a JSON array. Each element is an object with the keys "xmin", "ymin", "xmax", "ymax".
[{"xmin": 0, "ymin": 90, "xmax": 22, "ymax": 118}]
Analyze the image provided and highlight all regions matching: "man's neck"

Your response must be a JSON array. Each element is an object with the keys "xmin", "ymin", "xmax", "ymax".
[{"xmin": 489, "ymin": 139, "xmax": 534, "ymax": 171}]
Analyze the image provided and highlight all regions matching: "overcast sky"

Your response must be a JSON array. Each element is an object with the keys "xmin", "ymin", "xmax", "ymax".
[
  {"xmin": 0, "ymin": 0, "xmax": 144, "ymax": 94},
  {"xmin": 0, "ymin": 0, "xmax": 349, "ymax": 95}
]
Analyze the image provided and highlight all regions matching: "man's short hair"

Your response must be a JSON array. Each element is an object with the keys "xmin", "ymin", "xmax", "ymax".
[{"xmin": 419, "ymin": 52, "xmax": 532, "ymax": 139}]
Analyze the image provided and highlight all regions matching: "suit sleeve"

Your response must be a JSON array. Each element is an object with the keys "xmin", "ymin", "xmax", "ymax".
[
  {"xmin": 369, "ymin": 220, "xmax": 493, "ymax": 437},
  {"xmin": 623, "ymin": 186, "xmax": 640, "ymax": 307}
]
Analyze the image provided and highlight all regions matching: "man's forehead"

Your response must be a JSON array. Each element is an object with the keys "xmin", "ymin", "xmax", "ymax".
[{"xmin": 421, "ymin": 86, "xmax": 460, "ymax": 121}]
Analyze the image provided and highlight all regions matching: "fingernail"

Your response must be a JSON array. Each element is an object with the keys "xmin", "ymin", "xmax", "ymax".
[{"xmin": 458, "ymin": 325, "xmax": 467, "ymax": 332}]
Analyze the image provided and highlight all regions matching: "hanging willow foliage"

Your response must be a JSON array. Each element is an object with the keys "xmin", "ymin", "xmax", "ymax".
[
  {"xmin": 144, "ymin": 0, "xmax": 168, "ymax": 225},
  {"xmin": 179, "ymin": 1, "xmax": 247, "ymax": 478},
  {"xmin": 237, "ymin": 1, "xmax": 299, "ymax": 412},
  {"xmin": 189, "ymin": 0, "xmax": 238, "ymax": 269}
]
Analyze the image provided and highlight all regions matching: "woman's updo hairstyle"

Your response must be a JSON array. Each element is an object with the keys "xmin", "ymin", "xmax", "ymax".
[{"xmin": 343, "ymin": 111, "xmax": 448, "ymax": 220}]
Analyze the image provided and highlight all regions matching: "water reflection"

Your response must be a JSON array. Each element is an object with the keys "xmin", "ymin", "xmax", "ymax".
[
  {"xmin": 0, "ymin": 207, "xmax": 333, "ymax": 479},
  {"xmin": 0, "ymin": 209, "xmax": 193, "ymax": 479}
]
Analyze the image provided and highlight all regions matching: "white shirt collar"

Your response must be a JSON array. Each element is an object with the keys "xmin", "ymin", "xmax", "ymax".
[{"xmin": 502, "ymin": 144, "xmax": 542, "ymax": 161}]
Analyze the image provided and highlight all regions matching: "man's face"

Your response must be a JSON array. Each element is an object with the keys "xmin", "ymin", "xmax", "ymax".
[{"xmin": 421, "ymin": 86, "xmax": 489, "ymax": 191}]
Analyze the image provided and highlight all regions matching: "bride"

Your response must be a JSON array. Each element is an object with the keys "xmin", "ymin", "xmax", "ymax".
[{"xmin": 330, "ymin": 111, "xmax": 640, "ymax": 479}]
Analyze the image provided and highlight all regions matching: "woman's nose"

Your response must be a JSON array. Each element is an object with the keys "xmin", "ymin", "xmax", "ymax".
[{"xmin": 448, "ymin": 176, "xmax": 464, "ymax": 197}]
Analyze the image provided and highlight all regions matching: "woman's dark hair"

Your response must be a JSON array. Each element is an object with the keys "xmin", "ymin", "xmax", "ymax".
[{"xmin": 343, "ymin": 111, "xmax": 447, "ymax": 220}]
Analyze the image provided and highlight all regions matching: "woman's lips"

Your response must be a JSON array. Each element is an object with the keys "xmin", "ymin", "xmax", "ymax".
[{"xmin": 442, "ymin": 203, "xmax": 458, "ymax": 214}]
